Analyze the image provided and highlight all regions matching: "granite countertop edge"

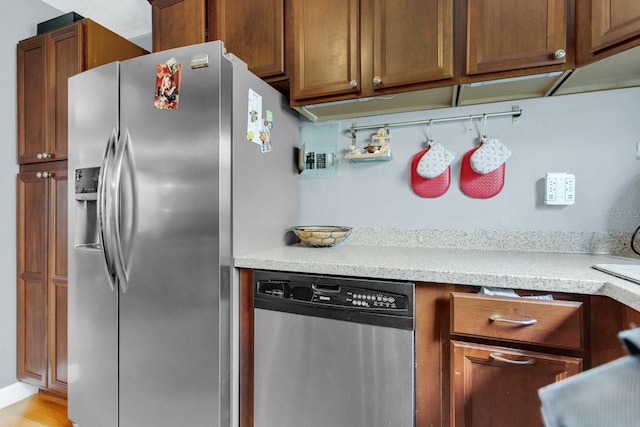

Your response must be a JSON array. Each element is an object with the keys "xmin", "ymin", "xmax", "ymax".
[{"xmin": 234, "ymin": 244, "xmax": 640, "ymax": 312}]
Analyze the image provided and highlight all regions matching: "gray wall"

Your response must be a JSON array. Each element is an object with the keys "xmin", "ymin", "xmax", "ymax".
[
  {"xmin": 129, "ymin": 32, "xmax": 152, "ymax": 52},
  {"xmin": 1, "ymin": 1, "xmax": 63, "ymax": 389},
  {"xmin": 299, "ymin": 87, "xmax": 640, "ymax": 233}
]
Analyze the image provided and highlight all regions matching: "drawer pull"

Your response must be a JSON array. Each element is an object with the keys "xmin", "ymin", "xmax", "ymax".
[
  {"xmin": 489, "ymin": 352, "xmax": 535, "ymax": 365},
  {"xmin": 489, "ymin": 314, "xmax": 537, "ymax": 326}
]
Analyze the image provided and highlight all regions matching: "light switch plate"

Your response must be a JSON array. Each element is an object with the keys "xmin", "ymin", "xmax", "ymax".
[{"xmin": 545, "ymin": 172, "xmax": 575, "ymax": 205}]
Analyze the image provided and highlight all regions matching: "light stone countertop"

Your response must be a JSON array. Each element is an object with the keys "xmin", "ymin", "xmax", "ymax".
[{"xmin": 234, "ymin": 244, "xmax": 640, "ymax": 312}]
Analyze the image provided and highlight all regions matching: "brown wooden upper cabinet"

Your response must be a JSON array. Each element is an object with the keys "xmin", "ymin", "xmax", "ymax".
[
  {"xmin": 575, "ymin": 0, "xmax": 640, "ymax": 65},
  {"xmin": 149, "ymin": 0, "xmax": 289, "ymax": 82},
  {"xmin": 17, "ymin": 26, "xmax": 79, "ymax": 165},
  {"xmin": 149, "ymin": 0, "xmax": 206, "ymax": 52},
  {"xmin": 17, "ymin": 19, "xmax": 147, "ymax": 165},
  {"xmin": 208, "ymin": 0, "xmax": 289, "ymax": 82},
  {"xmin": 290, "ymin": 0, "xmax": 454, "ymax": 103},
  {"xmin": 462, "ymin": 0, "xmax": 572, "ymax": 80}
]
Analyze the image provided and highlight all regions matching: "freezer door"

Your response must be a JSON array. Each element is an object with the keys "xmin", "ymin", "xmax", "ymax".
[
  {"xmin": 117, "ymin": 42, "xmax": 229, "ymax": 427},
  {"xmin": 67, "ymin": 62, "xmax": 119, "ymax": 427}
]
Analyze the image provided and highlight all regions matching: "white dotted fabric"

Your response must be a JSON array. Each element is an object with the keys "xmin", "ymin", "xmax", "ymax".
[
  {"xmin": 416, "ymin": 142, "xmax": 455, "ymax": 178},
  {"xmin": 470, "ymin": 137, "xmax": 511, "ymax": 174}
]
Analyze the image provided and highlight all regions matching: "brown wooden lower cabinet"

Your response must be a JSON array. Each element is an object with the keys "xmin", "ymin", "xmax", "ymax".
[
  {"xmin": 450, "ymin": 340, "xmax": 582, "ymax": 427},
  {"xmin": 17, "ymin": 160, "xmax": 68, "ymax": 395},
  {"xmin": 239, "ymin": 269, "xmax": 254, "ymax": 427},
  {"xmin": 240, "ymin": 272, "xmax": 640, "ymax": 427}
]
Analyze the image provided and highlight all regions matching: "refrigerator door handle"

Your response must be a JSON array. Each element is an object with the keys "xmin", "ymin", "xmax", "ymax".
[
  {"xmin": 112, "ymin": 128, "xmax": 136, "ymax": 293},
  {"xmin": 97, "ymin": 128, "xmax": 118, "ymax": 291}
]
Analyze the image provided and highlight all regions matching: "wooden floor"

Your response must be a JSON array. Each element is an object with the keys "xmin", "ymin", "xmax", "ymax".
[{"xmin": 0, "ymin": 393, "xmax": 72, "ymax": 427}]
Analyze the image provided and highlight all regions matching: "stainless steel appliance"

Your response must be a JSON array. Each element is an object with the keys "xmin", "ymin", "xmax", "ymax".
[
  {"xmin": 67, "ymin": 41, "xmax": 299, "ymax": 427},
  {"xmin": 253, "ymin": 270, "xmax": 416, "ymax": 427}
]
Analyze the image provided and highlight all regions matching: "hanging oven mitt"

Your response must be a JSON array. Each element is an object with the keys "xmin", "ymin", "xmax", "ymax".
[
  {"xmin": 416, "ymin": 142, "xmax": 455, "ymax": 178},
  {"xmin": 470, "ymin": 137, "xmax": 511, "ymax": 174}
]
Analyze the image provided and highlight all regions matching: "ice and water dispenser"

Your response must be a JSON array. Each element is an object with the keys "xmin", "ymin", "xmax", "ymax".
[{"xmin": 74, "ymin": 166, "xmax": 100, "ymax": 249}]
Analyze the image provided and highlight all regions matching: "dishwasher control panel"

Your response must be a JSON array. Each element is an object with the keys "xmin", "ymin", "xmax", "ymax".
[
  {"xmin": 254, "ymin": 270, "xmax": 415, "ymax": 330},
  {"xmin": 256, "ymin": 278, "xmax": 408, "ymax": 311}
]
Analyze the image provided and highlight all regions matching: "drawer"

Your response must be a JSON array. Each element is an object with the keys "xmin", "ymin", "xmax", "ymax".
[{"xmin": 450, "ymin": 292, "xmax": 584, "ymax": 350}]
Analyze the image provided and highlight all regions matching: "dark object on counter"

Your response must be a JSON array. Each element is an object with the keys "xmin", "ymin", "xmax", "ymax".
[{"xmin": 37, "ymin": 12, "xmax": 84, "ymax": 34}]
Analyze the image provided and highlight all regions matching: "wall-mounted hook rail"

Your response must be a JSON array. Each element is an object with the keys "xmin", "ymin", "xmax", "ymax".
[{"xmin": 348, "ymin": 106, "xmax": 523, "ymax": 135}]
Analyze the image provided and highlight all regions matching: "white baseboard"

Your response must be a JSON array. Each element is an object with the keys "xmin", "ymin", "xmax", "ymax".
[{"xmin": 0, "ymin": 382, "xmax": 38, "ymax": 409}]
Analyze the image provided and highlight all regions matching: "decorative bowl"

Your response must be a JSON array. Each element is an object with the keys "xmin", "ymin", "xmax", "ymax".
[{"xmin": 292, "ymin": 226, "xmax": 352, "ymax": 247}]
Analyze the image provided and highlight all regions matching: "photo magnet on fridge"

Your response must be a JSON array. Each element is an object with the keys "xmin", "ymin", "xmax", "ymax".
[{"xmin": 154, "ymin": 57, "xmax": 181, "ymax": 110}]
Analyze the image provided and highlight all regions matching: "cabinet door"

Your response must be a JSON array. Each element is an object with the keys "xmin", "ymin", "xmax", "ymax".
[
  {"xmin": 209, "ymin": 0, "xmax": 287, "ymax": 80},
  {"xmin": 17, "ymin": 36, "xmax": 47, "ymax": 165},
  {"xmin": 371, "ymin": 0, "xmax": 453, "ymax": 90},
  {"xmin": 17, "ymin": 27, "xmax": 81, "ymax": 165},
  {"xmin": 48, "ymin": 25, "xmax": 83, "ymax": 162},
  {"xmin": 451, "ymin": 340, "xmax": 582, "ymax": 427},
  {"xmin": 17, "ymin": 162, "xmax": 68, "ymax": 394},
  {"xmin": 47, "ymin": 163, "xmax": 68, "ymax": 395},
  {"xmin": 291, "ymin": 0, "xmax": 360, "ymax": 100},
  {"xmin": 150, "ymin": 0, "xmax": 206, "ymax": 52},
  {"xmin": 466, "ymin": 0, "xmax": 569, "ymax": 75},
  {"xmin": 17, "ymin": 168, "xmax": 49, "ymax": 388},
  {"xmin": 591, "ymin": 0, "xmax": 640, "ymax": 53}
]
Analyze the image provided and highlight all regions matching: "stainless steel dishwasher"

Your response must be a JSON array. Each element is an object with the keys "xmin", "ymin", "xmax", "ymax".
[{"xmin": 253, "ymin": 270, "xmax": 415, "ymax": 427}]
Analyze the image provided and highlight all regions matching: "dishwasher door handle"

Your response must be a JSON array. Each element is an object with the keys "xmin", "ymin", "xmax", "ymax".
[{"xmin": 312, "ymin": 283, "xmax": 341, "ymax": 293}]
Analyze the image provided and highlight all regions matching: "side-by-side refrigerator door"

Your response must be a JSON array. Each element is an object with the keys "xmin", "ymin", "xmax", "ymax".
[
  {"xmin": 67, "ymin": 62, "xmax": 119, "ymax": 427},
  {"xmin": 117, "ymin": 43, "xmax": 225, "ymax": 427}
]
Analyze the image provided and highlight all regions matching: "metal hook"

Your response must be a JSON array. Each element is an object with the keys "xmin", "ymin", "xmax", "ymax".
[
  {"xmin": 481, "ymin": 113, "xmax": 488, "ymax": 138},
  {"xmin": 427, "ymin": 119, "xmax": 434, "ymax": 143}
]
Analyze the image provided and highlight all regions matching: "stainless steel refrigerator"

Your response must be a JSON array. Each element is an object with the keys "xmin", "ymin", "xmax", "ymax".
[{"xmin": 67, "ymin": 41, "xmax": 299, "ymax": 427}]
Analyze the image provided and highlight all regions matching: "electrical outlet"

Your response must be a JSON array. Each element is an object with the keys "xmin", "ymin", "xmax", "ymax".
[{"xmin": 545, "ymin": 173, "xmax": 575, "ymax": 205}]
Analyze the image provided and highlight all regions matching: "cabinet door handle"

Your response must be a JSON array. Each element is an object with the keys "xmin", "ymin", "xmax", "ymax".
[
  {"xmin": 554, "ymin": 49, "xmax": 566, "ymax": 60},
  {"xmin": 373, "ymin": 76, "xmax": 382, "ymax": 85},
  {"xmin": 349, "ymin": 79, "xmax": 358, "ymax": 88},
  {"xmin": 36, "ymin": 152, "xmax": 50, "ymax": 160},
  {"xmin": 489, "ymin": 314, "xmax": 537, "ymax": 326},
  {"xmin": 35, "ymin": 171, "xmax": 51, "ymax": 179},
  {"xmin": 490, "ymin": 352, "xmax": 535, "ymax": 365}
]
